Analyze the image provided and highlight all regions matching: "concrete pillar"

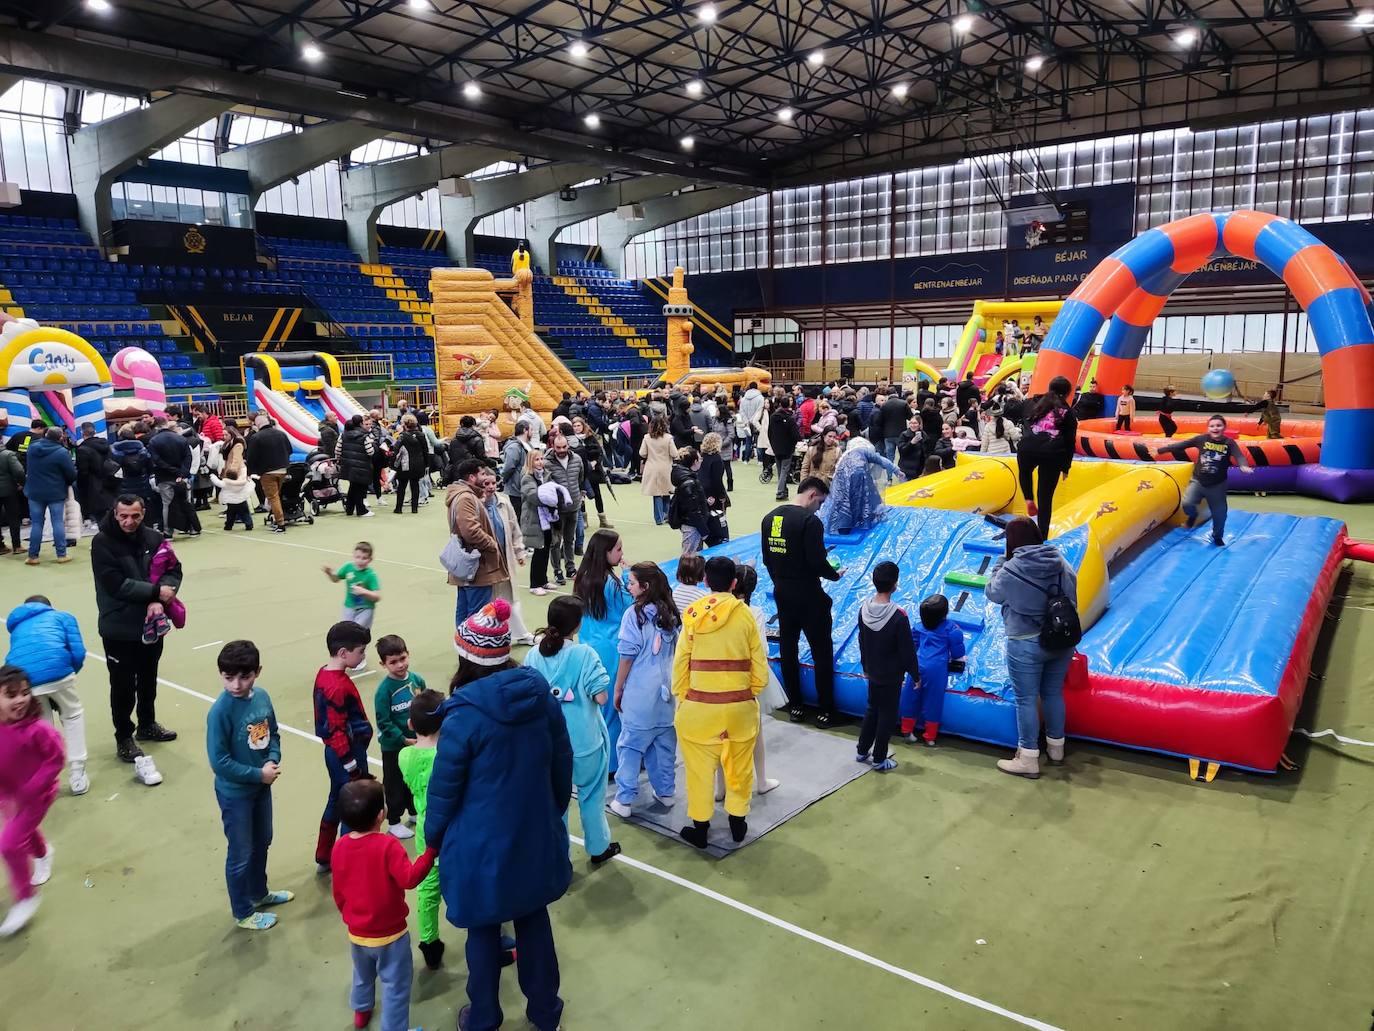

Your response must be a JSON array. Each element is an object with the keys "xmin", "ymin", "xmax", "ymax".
[
  {"xmin": 219, "ymin": 120, "xmax": 385, "ymax": 207},
  {"xmin": 595, "ymin": 187, "xmax": 762, "ymax": 277},
  {"xmin": 68, "ymin": 93, "xmax": 233, "ymax": 244},
  {"xmin": 340, "ymin": 144, "xmax": 510, "ymax": 263},
  {"xmin": 435, "ymin": 161, "xmax": 606, "ymax": 266},
  {"xmin": 524, "ymin": 175, "xmax": 695, "ymax": 275}
]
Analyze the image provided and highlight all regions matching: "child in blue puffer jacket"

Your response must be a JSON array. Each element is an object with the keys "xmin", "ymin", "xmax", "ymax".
[
  {"xmin": 899, "ymin": 594, "xmax": 966, "ymax": 747},
  {"xmin": 4, "ymin": 595, "xmax": 90, "ymax": 795}
]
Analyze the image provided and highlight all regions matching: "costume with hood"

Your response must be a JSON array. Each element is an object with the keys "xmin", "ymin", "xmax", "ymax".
[
  {"xmin": 523, "ymin": 640, "xmax": 614, "ymax": 860},
  {"xmin": 672, "ymin": 593, "xmax": 768, "ymax": 821}
]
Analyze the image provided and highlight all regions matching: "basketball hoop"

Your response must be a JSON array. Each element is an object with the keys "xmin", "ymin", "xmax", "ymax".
[{"xmin": 1025, "ymin": 219, "xmax": 1045, "ymax": 248}]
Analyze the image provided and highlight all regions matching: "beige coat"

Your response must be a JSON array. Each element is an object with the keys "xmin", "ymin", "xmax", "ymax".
[
  {"xmin": 446, "ymin": 482, "xmax": 510, "ymax": 587},
  {"xmin": 639, "ymin": 432, "xmax": 676, "ymax": 496},
  {"xmin": 800, "ymin": 441, "xmax": 841, "ymax": 485}
]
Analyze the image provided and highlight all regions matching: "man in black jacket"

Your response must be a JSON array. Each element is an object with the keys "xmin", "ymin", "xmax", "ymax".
[
  {"xmin": 767, "ymin": 398, "xmax": 801, "ymax": 501},
  {"xmin": 245, "ymin": 414, "xmax": 293, "ymax": 532},
  {"xmin": 956, "ymin": 372, "xmax": 981, "ymax": 414},
  {"xmin": 668, "ymin": 448, "xmax": 710, "ymax": 554},
  {"xmin": 876, "ymin": 392, "xmax": 913, "ymax": 462},
  {"xmin": 317, "ymin": 411, "xmax": 340, "ymax": 458},
  {"xmin": 75, "ymin": 421, "xmax": 117, "ymax": 528},
  {"xmin": 761, "ymin": 476, "xmax": 843, "ymax": 728},
  {"xmin": 146, "ymin": 417, "xmax": 197, "ymax": 537},
  {"xmin": 90, "ymin": 494, "xmax": 181, "ymax": 777}
]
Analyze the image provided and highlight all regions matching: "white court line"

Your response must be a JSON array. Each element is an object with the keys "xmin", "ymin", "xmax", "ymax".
[
  {"xmin": 1295, "ymin": 727, "xmax": 1374, "ymax": 748},
  {"xmin": 91, "ymin": 656, "xmax": 1062, "ymax": 1031},
  {"xmin": 204, "ymin": 528, "xmax": 449, "ymax": 573},
  {"xmin": 191, "ymin": 640, "xmax": 224, "ymax": 651}
]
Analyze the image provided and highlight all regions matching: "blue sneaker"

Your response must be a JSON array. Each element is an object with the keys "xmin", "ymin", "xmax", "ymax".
[
  {"xmin": 855, "ymin": 751, "xmax": 871, "ymax": 764},
  {"xmin": 872, "ymin": 757, "xmax": 899, "ymax": 772}
]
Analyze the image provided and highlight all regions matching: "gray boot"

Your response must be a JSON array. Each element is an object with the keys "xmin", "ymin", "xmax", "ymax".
[{"xmin": 996, "ymin": 747, "xmax": 1041, "ymax": 779}]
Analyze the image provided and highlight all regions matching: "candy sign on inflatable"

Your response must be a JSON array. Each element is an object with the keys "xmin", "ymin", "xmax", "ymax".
[{"xmin": 0, "ymin": 318, "xmax": 112, "ymax": 441}]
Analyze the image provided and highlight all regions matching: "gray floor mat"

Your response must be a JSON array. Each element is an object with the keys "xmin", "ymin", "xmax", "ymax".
[{"xmin": 607, "ymin": 716, "xmax": 870, "ymax": 857}]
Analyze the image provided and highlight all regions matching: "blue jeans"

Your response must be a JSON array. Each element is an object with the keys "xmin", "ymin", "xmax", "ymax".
[
  {"xmin": 1182, "ymin": 479, "xmax": 1229, "ymax": 543},
  {"xmin": 456, "ymin": 584, "xmax": 494, "ymax": 626},
  {"xmin": 465, "ymin": 908, "xmax": 562, "ymax": 1031},
  {"xmin": 681, "ymin": 525, "xmax": 704, "ymax": 555},
  {"xmin": 741, "ymin": 430, "xmax": 756, "ymax": 462},
  {"xmin": 216, "ymin": 784, "xmax": 272, "ymax": 919},
  {"xmin": 318, "ymin": 744, "xmax": 367, "ymax": 863},
  {"xmin": 652, "ymin": 495, "xmax": 669, "ymax": 524},
  {"xmin": 883, "ymin": 436, "xmax": 901, "ymax": 462},
  {"xmin": 1005, "ymin": 636, "xmax": 1074, "ymax": 749},
  {"xmin": 350, "ymin": 932, "xmax": 413, "ymax": 1031},
  {"xmin": 27, "ymin": 498, "xmax": 66, "ymax": 559}
]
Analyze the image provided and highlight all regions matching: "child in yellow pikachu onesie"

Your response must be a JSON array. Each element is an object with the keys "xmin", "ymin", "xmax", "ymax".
[{"xmin": 672, "ymin": 555, "xmax": 769, "ymax": 849}]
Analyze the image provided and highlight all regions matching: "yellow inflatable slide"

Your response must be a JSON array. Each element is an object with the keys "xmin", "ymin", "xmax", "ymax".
[{"xmin": 430, "ymin": 267, "xmax": 584, "ymax": 433}]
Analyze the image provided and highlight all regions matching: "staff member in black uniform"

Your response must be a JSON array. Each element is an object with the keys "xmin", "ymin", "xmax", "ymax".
[{"xmin": 760, "ymin": 477, "xmax": 843, "ymax": 728}]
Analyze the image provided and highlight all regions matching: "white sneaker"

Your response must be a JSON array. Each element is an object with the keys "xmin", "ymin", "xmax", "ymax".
[
  {"xmin": 0, "ymin": 895, "xmax": 40, "ymax": 937},
  {"xmin": 756, "ymin": 778, "xmax": 781, "ymax": 795},
  {"xmin": 361, "ymin": 509, "xmax": 375, "ymax": 518},
  {"xmin": 30, "ymin": 844, "xmax": 53, "ymax": 886},
  {"xmin": 69, "ymin": 763, "xmax": 89, "ymax": 796},
  {"xmin": 134, "ymin": 754, "xmax": 163, "ymax": 786},
  {"xmin": 389, "ymin": 823, "xmax": 415, "ymax": 840},
  {"xmin": 608, "ymin": 800, "xmax": 633, "ymax": 818}
]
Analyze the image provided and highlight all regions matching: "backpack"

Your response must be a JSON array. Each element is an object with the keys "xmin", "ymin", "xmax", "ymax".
[
  {"xmin": 666, "ymin": 491, "xmax": 683, "ymax": 529},
  {"xmin": 1006, "ymin": 568, "xmax": 1082, "ymax": 651}
]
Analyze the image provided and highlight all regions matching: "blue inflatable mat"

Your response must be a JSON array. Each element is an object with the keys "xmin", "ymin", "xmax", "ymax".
[{"xmin": 665, "ymin": 507, "xmax": 1089, "ymax": 747}]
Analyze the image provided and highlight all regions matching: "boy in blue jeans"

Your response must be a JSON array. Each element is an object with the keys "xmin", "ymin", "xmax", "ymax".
[
  {"xmin": 313, "ymin": 621, "xmax": 375, "ymax": 874},
  {"xmin": 206, "ymin": 639, "xmax": 293, "ymax": 930}
]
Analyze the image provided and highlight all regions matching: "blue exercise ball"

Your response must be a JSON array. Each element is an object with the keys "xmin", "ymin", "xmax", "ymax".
[{"xmin": 1201, "ymin": 369, "xmax": 1235, "ymax": 399}]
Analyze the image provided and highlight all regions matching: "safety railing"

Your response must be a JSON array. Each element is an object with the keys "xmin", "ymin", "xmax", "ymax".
[
  {"xmin": 338, "ymin": 355, "xmax": 396, "ymax": 381},
  {"xmin": 165, "ymin": 393, "xmax": 250, "ymax": 421},
  {"xmin": 759, "ymin": 359, "xmax": 804, "ymax": 384}
]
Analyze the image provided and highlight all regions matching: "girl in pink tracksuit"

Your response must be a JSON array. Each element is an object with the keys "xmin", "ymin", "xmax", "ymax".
[{"xmin": 0, "ymin": 664, "xmax": 66, "ymax": 937}]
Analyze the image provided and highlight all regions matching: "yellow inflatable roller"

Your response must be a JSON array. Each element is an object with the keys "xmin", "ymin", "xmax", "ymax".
[{"xmin": 884, "ymin": 456, "xmax": 1193, "ymax": 629}]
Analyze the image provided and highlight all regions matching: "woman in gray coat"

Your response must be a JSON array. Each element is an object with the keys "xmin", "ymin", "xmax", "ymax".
[{"xmin": 519, "ymin": 449, "xmax": 558, "ymax": 595}]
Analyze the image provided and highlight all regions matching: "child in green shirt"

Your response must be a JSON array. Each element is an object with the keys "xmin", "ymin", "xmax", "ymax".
[
  {"xmin": 399, "ymin": 688, "xmax": 445, "ymax": 970},
  {"xmin": 321, "ymin": 541, "xmax": 382, "ymax": 631},
  {"xmin": 374, "ymin": 634, "xmax": 424, "ymax": 841}
]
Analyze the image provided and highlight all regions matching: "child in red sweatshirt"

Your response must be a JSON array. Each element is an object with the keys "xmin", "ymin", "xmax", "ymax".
[
  {"xmin": 0, "ymin": 665, "xmax": 66, "ymax": 937},
  {"xmin": 314, "ymin": 621, "xmax": 376, "ymax": 872},
  {"xmin": 332, "ymin": 778, "xmax": 436, "ymax": 1031}
]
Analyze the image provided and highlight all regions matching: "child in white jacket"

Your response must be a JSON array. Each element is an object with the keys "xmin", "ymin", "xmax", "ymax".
[{"xmin": 212, "ymin": 453, "xmax": 254, "ymax": 531}]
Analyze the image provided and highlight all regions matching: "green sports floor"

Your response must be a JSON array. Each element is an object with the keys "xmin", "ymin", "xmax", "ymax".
[{"xmin": 4, "ymin": 470, "xmax": 1373, "ymax": 1031}]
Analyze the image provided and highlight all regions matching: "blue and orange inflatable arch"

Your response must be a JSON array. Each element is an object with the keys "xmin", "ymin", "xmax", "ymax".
[{"xmin": 1029, "ymin": 211, "xmax": 1374, "ymax": 501}]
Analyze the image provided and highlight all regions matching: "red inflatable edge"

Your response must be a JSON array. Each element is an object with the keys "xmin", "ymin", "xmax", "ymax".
[{"xmin": 1066, "ymin": 532, "xmax": 1345, "ymax": 772}]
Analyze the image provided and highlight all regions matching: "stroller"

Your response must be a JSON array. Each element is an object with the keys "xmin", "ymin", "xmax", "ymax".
[
  {"xmin": 304, "ymin": 449, "xmax": 343, "ymax": 515},
  {"xmin": 274, "ymin": 462, "xmax": 315, "ymax": 526}
]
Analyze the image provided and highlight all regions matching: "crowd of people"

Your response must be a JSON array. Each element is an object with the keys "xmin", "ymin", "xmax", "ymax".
[{"xmin": 0, "ymin": 367, "xmax": 1261, "ymax": 1030}]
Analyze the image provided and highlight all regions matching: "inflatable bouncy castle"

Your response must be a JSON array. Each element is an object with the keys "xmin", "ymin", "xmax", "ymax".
[
  {"xmin": 430, "ymin": 267, "xmax": 584, "ymax": 434},
  {"xmin": 658, "ymin": 266, "xmax": 770, "ymax": 393},
  {"xmin": 243, "ymin": 351, "xmax": 369, "ymax": 458},
  {"xmin": 1031, "ymin": 211, "xmax": 1374, "ymax": 502},
  {"xmin": 0, "ymin": 318, "xmax": 112, "ymax": 440}
]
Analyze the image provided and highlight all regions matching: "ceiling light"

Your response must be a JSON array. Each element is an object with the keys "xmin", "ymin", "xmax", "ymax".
[
  {"xmin": 891, "ymin": 82, "xmax": 909, "ymax": 99},
  {"xmin": 685, "ymin": 79, "xmax": 704, "ymax": 97},
  {"xmin": 462, "ymin": 81, "xmax": 482, "ymax": 99},
  {"xmin": 407, "ymin": 0, "xmax": 429, "ymax": 9},
  {"xmin": 776, "ymin": 107, "xmax": 794, "ymax": 122},
  {"xmin": 1025, "ymin": 55, "xmax": 1045, "ymax": 72},
  {"xmin": 583, "ymin": 112, "xmax": 601, "ymax": 128},
  {"xmin": 85, "ymin": 0, "xmax": 112, "ymax": 10},
  {"xmin": 680, "ymin": 136, "xmax": 695, "ymax": 150},
  {"xmin": 302, "ymin": 42, "xmax": 323, "ymax": 62},
  {"xmin": 807, "ymin": 50, "xmax": 825, "ymax": 67},
  {"xmin": 569, "ymin": 40, "xmax": 589, "ymax": 58},
  {"xmin": 698, "ymin": 4, "xmax": 717, "ymax": 24},
  {"xmin": 952, "ymin": 14, "xmax": 974, "ymax": 33},
  {"xmin": 1174, "ymin": 27, "xmax": 1199, "ymax": 46},
  {"xmin": 1355, "ymin": 10, "xmax": 1374, "ymax": 26}
]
